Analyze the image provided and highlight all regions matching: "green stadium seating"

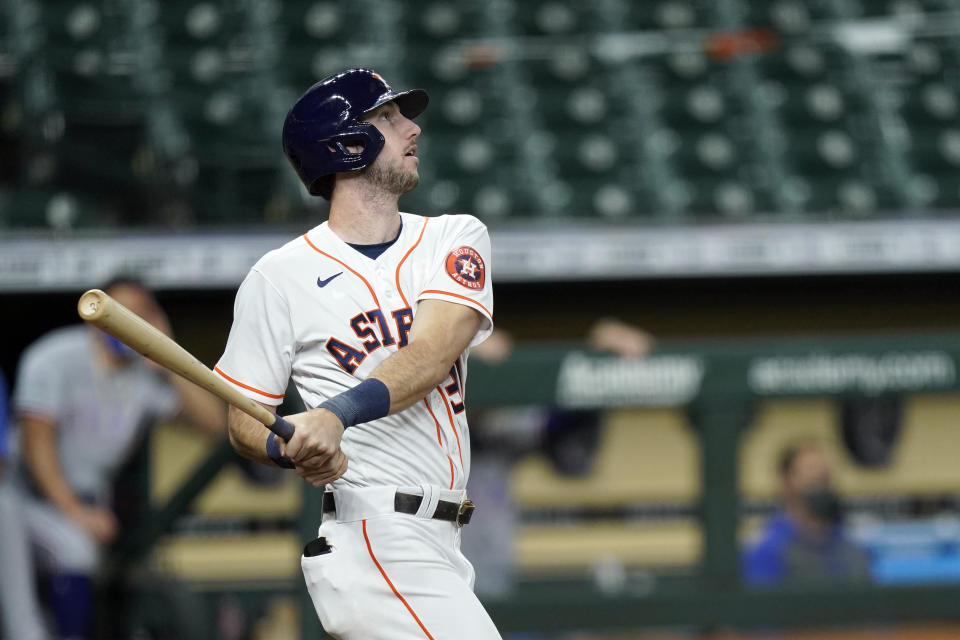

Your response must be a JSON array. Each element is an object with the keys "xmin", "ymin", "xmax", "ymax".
[
  {"xmin": 407, "ymin": 3, "xmax": 481, "ymax": 42},
  {"xmin": 741, "ymin": 0, "xmax": 838, "ymax": 32},
  {"xmin": 627, "ymin": 0, "xmax": 714, "ymax": 30},
  {"xmin": 514, "ymin": 1, "xmax": 594, "ymax": 36},
  {"xmin": 3, "ymin": 0, "xmax": 960, "ymax": 227},
  {"xmin": 754, "ymin": 43, "xmax": 835, "ymax": 85}
]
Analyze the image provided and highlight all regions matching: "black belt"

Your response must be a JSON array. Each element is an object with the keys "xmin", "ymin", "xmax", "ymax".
[{"xmin": 322, "ymin": 491, "xmax": 475, "ymax": 527}]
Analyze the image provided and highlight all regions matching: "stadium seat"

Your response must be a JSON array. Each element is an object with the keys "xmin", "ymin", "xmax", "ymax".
[
  {"xmin": 660, "ymin": 126, "xmax": 752, "ymax": 181},
  {"xmin": 412, "ymin": 175, "xmax": 533, "ymax": 219},
  {"xmin": 407, "ymin": 3, "xmax": 478, "ymax": 42},
  {"xmin": 685, "ymin": 178, "xmax": 775, "ymax": 218},
  {"xmin": 533, "ymin": 85, "xmax": 617, "ymax": 131},
  {"xmin": 424, "ymin": 132, "xmax": 512, "ymax": 178},
  {"xmin": 523, "ymin": 47, "xmax": 599, "ymax": 92},
  {"xmin": 772, "ymin": 82, "xmax": 863, "ymax": 126},
  {"xmin": 647, "ymin": 50, "xmax": 716, "ymax": 92},
  {"xmin": 906, "ymin": 127, "xmax": 960, "ymax": 173},
  {"xmin": 741, "ymin": 0, "xmax": 837, "ymax": 32},
  {"xmin": 5, "ymin": 0, "xmax": 960, "ymax": 227},
  {"xmin": 156, "ymin": 0, "xmax": 242, "ymax": 48},
  {"xmin": 908, "ymin": 174, "xmax": 960, "ymax": 209},
  {"xmin": 424, "ymin": 84, "xmax": 494, "ymax": 134},
  {"xmin": 782, "ymin": 127, "xmax": 861, "ymax": 175},
  {"xmin": 273, "ymin": 0, "xmax": 355, "ymax": 46},
  {"xmin": 0, "ymin": 189, "xmax": 97, "ymax": 229},
  {"xmin": 540, "ymin": 176, "xmax": 648, "ymax": 219},
  {"xmin": 514, "ymin": 1, "xmax": 594, "ymax": 36},
  {"xmin": 627, "ymin": 0, "xmax": 713, "ymax": 31},
  {"xmin": 797, "ymin": 175, "xmax": 900, "ymax": 216},
  {"xmin": 899, "ymin": 81, "xmax": 960, "ymax": 125},
  {"xmin": 659, "ymin": 84, "xmax": 739, "ymax": 130},
  {"xmin": 754, "ymin": 43, "xmax": 835, "ymax": 85},
  {"xmin": 846, "ymin": 0, "xmax": 933, "ymax": 19},
  {"xmin": 903, "ymin": 39, "xmax": 956, "ymax": 80},
  {"xmin": 41, "ymin": 3, "xmax": 111, "ymax": 46}
]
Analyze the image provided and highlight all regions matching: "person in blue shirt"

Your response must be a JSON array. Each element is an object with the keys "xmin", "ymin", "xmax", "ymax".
[{"xmin": 743, "ymin": 440, "xmax": 871, "ymax": 587}]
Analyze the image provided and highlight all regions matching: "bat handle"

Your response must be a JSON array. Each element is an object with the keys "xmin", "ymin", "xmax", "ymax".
[{"xmin": 271, "ymin": 414, "xmax": 296, "ymax": 442}]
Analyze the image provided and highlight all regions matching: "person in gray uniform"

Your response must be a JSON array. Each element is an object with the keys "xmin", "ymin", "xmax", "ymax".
[
  {"xmin": 11, "ymin": 276, "xmax": 225, "ymax": 640},
  {"xmin": 0, "ymin": 368, "xmax": 50, "ymax": 640}
]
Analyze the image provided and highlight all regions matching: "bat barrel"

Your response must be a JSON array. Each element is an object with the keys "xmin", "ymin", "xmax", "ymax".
[{"xmin": 76, "ymin": 288, "xmax": 293, "ymax": 441}]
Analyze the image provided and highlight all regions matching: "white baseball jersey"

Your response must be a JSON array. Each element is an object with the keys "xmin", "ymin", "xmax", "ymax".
[{"xmin": 216, "ymin": 212, "xmax": 493, "ymax": 491}]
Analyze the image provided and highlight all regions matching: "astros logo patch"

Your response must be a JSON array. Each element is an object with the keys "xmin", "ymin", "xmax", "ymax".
[{"xmin": 445, "ymin": 246, "xmax": 486, "ymax": 290}]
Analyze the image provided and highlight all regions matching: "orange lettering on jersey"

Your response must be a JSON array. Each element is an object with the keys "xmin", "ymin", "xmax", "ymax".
[{"xmin": 444, "ymin": 246, "xmax": 485, "ymax": 290}]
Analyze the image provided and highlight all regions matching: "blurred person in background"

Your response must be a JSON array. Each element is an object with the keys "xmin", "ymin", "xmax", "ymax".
[
  {"xmin": 742, "ymin": 440, "xmax": 871, "ymax": 587},
  {"xmin": 463, "ymin": 318, "xmax": 653, "ymax": 597},
  {"xmin": 0, "ymin": 367, "xmax": 50, "ymax": 640},
  {"xmin": 9, "ymin": 276, "xmax": 226, "ymax": 640}
]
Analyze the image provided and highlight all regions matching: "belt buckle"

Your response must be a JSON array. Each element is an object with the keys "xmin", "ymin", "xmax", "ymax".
[{"xmin": 456, "ymin": 499, "xmax": 476, "ymax": 527}]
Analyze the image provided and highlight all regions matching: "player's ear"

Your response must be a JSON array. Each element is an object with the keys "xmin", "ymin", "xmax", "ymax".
[{"xmin": 330, "ymin": 140, "xmax": 364, "ymax": 154}]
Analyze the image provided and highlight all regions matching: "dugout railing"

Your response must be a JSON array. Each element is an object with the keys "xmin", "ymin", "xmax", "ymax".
[{"xmin": 116, "ymin": 332, "xmax": 960, "ymax": 637}]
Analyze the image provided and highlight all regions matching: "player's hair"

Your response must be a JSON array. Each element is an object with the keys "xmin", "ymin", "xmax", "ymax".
[
  {"xmin": 317, "ymin": 175, "xmax": 335, "ymax": 200},
  {"xmin": 777, "ymin": 439, "xmax": 825, "ymax": 478},
  {"xmin": 100, "ymin": 273, "xmax": 151, "ymax": 296}
]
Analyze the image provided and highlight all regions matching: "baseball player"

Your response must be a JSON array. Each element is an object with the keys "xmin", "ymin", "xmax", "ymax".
[
  {"xmin": 216, "ymin": 69, "xmax": 502, "ymax": 639},
  {"xmin": 0, "ymin": 368, "xmax": 50, "ymax": 640},
  {"xmin": 11, "ymin": 277, "xmax": 225, "ymax": 640}
]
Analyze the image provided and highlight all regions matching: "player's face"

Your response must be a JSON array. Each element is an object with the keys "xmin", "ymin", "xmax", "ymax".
[
  {"xmin": 784, "ymin": 446, "xmax": 832, "ymax": 497},
  {"xmin": 360, "ymin": 101, "xmax": 422, "ymax": 195},
  {"xmin": 108, "ymin": 284, "xmax": 169, "ymax": 334}
]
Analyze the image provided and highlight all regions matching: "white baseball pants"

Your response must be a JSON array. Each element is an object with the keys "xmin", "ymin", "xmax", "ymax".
[{"xmin": 301, "ymin": 485, "xmax": 502, "ymax": 640}]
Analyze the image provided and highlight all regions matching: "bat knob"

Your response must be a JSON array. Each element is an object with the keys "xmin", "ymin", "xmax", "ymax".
[{"xmin": 77, "ymin": 289, "xmax": 108, "ymax": 320}]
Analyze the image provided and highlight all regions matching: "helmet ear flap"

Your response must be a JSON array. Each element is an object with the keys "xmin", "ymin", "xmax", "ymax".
[
  {"xmin": 329, "ymin": 122, "xmax": 385, "ymax": 172},
  {"xmin": 282, "ymin": 68, "xmax": 425, "ymax": 197},
  {"xmin": 308, "ymin": 123, "xmax": 385, "ymax": 199}
]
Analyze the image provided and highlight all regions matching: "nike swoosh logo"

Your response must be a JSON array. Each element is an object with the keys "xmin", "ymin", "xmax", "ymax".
[{"xmin": 317, "ymin": 272, "xmax": 343, "ymax": 288}]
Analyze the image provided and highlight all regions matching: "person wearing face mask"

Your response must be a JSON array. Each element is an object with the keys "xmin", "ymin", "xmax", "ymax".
[
  {"xmin": 8, "ymin": 276, "xmax": 225, "ymax": 640},
  {"xmin": 742, "ymin": 440, "xmax": 872, "ymax": 587}
]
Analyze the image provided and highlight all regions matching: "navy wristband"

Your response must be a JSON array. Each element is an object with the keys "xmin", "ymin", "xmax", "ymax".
[
  {"xmin": 320, "ymin": 378, "xmax": 391, "ymax": 428},
  {"xmin": 266, "ymin": 432, "xmax": 295, "ymax": 469}
]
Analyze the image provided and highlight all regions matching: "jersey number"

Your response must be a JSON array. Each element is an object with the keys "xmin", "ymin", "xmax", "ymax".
[{"xmin": 443, "ymin": 365, "xmax": 465, "ymax": 414}]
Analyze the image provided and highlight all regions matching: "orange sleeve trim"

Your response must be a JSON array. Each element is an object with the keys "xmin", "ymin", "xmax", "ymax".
[
  {"xmin": 214, "ymin": 366, "xmax": 285, "ymax": 400},
  {"xmin": 363, "ymin": 520, "xmax": 437, "ymax": 640},
  {"xmin": 437, "ymin": 385, "xmax": 464, "ymax": 470},
  {"xmin": 395, "ymin": 218, "xmax": 430, "ymax": 307},
  {"xmin": 303, "ymin": 233, "xmax": 381, "ymax": 308},
  {"xmin": 419, "ymin": 289, "xmax": 492, "ymax": 319}
]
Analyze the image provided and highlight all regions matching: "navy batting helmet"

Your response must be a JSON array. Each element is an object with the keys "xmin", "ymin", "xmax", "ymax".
[{"xmin": 282, "ymin": 68, "xmax": 429, "ymax": 199}]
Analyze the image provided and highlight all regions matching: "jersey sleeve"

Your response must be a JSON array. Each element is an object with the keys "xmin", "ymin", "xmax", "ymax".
[
  {"xmin": 215, "ymin": 268, "xmax": 294, "ymax": 406},
  {"xmin": 13, "ymin": 337, "xmax": 66, "ymax": 421},
  {"xmin": 417, "ymin": 216, "xmax": 494, "ymax": 347}
]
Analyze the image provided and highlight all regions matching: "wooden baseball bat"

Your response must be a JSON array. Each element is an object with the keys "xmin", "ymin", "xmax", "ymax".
[{"xmin": 77, "ymin": 289, "xmax": 295, "ymax": 442}]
